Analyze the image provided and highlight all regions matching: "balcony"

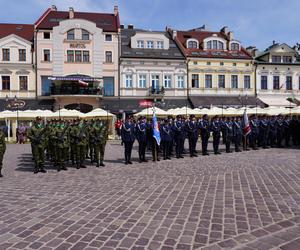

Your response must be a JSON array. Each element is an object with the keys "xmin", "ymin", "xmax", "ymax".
[
  {"xmin": 148, "ymin": 87, "xmax": 165, "ymax": 98},
  {"xmin": 50, "ymin": 85, "xmax": 103, "ymax": 97}
]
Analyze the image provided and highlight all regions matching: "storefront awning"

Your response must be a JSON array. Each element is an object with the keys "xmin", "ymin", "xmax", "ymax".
[
  {"xmin": 258, "ymin": 96, "xmax": 296, "ymax": 107},
  {"xmin": 48, "ymin": 76, "xmax": 102, "ymax": 82},
  {"xmin": 189, "ymin": 95, "xmax": 266, "ymax": 108}
]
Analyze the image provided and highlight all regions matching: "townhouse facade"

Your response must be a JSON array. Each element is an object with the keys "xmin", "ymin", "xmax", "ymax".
[
  {"xmin": 35, "ymin": 5, "xmax": 120, "ymax": 112},
  {"xmin": 170, "ymin": 26, "xmax": 264, "ymax": 108},
  {"xmin": 249, "ymin": 42, "xmax": 300, "ymax": 107}
]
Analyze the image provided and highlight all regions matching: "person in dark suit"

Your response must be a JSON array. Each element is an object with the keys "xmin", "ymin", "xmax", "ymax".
[
  {"xmin": 160, "ymin": 118, "xmax": 173, "ymax": 160},
  {"xmin": 199, "ymin": 114, "xmax": 210, "ymax": 156},
  {"xmin": 135, "ymin": 116, "xmax": 148, "ymax": 163},
  {"xmin": 233, "ymin": 116, "xmax": 243, "ymax": 152},
  {"xmin": 224, "ymin": 117, "xmax": 233, "ymax": 153},
  {"xmin": 210, "ymin": 116, "xmax": 221, "ymax": 155},
  {"xmin": 172, "ymin": 115, "xmax": 185, "ymax": 159},
  {"xmin": 121, "ymin": 116, "xmax": 135, "ymax": 165},
  {"xmin": 186, "ymin": 115, "xmax": 198, "ymax": 157}
]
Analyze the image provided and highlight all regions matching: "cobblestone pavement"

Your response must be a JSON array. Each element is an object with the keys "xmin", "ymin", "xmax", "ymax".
[{"xmin": 0, "ymin": 141, "xmax": 299, "ymax": 250}]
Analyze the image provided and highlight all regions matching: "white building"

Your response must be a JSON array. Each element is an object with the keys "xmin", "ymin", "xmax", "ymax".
[{"xmin": 254, "ymin": 42, "xmax": 300, "ymax": 107}]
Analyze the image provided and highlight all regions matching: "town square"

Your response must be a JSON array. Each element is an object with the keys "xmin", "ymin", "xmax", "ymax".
[{"xmin": 0, "ymin": 0, "xmax": 300, "ymax": 249}]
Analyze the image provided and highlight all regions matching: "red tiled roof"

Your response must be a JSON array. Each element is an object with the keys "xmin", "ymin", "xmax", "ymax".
[
  {"xmin": 35, "ymin": 10, "xmax": 119, "ymax": 32},
  {"xmin": 0, "ymin": 23, "xmax": 34, "ymax": 42},
  {"xmin": 176, "ymin": 30, "xmax": 252, "ymax": 60}
]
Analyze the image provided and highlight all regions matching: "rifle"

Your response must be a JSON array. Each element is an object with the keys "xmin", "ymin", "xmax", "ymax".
[{"xmin": 58, "ymin": 125, "xmax": 69, "ymax": 143}]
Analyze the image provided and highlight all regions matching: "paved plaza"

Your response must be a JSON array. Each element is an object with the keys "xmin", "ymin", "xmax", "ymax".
[{"xmin": 0, "ymin": 142, "xmax": 300, "ymax": 250}]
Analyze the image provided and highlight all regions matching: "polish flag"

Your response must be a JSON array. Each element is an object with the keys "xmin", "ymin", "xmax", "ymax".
[
  {"xmin": 78, "ymin": 80, "xmax": 89, "ymax": 87},
  {"xmin": 243, "ymin": 109, "xmax": 251, "ymax": 136}
]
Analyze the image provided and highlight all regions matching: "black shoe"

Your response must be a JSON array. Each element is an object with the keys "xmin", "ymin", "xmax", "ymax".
[
  {"xmin": 76, "ymin": 165, "xmax": 80, "ymax": 169},
  {"xmin": 80, "ymin": 165, "xmax": 87, "ymax": 168},
  {"xmin": 166, "ymin": 157, "xmax": 171, "ymax": 160},
  {"xmin": 96, "ymin": 164, "xmax": 100, "ymax": 168},
  {"xmin": 128, "ymin": 161, "xmax": 133, "ymax": 164},
  {"xmin": 176, "ymin": 156, "xmax": 180, "ymax": 159},
  {"xmin": 0, "ymin": 173, "xmax": 3, "ymax": 178},
  {"xmin": 180, "ymin": 155, "xmax": 184, "ymax": 158},
  {"xmin": 100, "ymin": 162, "xmax": 105, "ymax": 167},
  {"xmin": 193, "ymin": 154, "xmax": 198, "ymax": 157},
  {"xmin": 142, "ymin": 159, "xmax": 148, "ymax": 162},
  {"xmin": 125, "ymin": 161, "xmax": 128, "ymax": 165},
  {"xmin": 40, "ymin": 168, "xmax": 47, "ymax": 173},
  {"xmin": 61, "ymin": 166, "xmax": 68, "ymax": 171},
  {"xmin": 139, "ymin": 159, "xmax": 143, "ymax": 163}
]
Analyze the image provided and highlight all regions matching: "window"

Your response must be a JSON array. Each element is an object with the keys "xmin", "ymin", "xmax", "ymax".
[
  {"xmin": 218, "ymin": 75, "xmax": 225, "ymax": 88},
  {"xmin": 231, "ymin": 43, "xmax": 240, "ymax": 51},
  {"xmin": 137, "ymin": 40, "xmax": 144, "ymax": 48},
  {"xmin": 193, "ymin": 61, "xmax": 197, "ymax": 65},
  {"xmin": 188, "ymin": 40, "xmax": 198, "ymax": 49},
  {"xmin": 177, "ymin": 75, "xmax": 184, "ymax": 88},
  {"xmin": 125, "ymin": 74, "xmax": 133, "ymax": 88},
  {"xmin": 206, "ymin": 62, "xmax": 211, "ymax": 65},
  {"xmin": 19, "ymin": 76, "xmax": 28, "ymax": 91},
  {"xmin": 218, "ymin": 41, "xmax": 224, "ymax": 50},
  {"xmin": 244, "ymin": 75, "xmax": 251, "ymax": 89},
  {"xmin": 261, "ymin": 76, "xmax": 268, "ymax": 90},
  {"xmin": 164, "ymin": 75, "xmax": 172, "ymax": 88},
  {"xmin": 43, "ymin": 49, "xmax": 50, "ymax": 62},
  {"xmin": 207, "ymin": 41, "xmax": 212, "ymax": 50},
  {"xmin": 105, "ymin": 34, "xmax": 112, "ymax": 41},
  {"xmin": 138, "ymin": 74, "xmax": 146, "ymax": 88},
  {"xmin": 67, "ymin": 50, "xmax": 74, "ymax": 62},
  {"xmin": 220, "ymin": 62, "xmax": 224, "ymax": 66},
  {"xmin": 2, "ymin": 49, "xmax": 10, "ymax": 61},
  {"xmin": 213, "ymin": 40, "xmax": 218, "ymax": 49},
  {"xmin": 2, "ymin": 76, "xmax": 10, "ymax": 90},
  {"xmin": 75, "ymin": 51, "xmax": 82, "ymax": 62},
  {"xmin": 231, "ymin": 75, "xmax": 238, "ymax": 89},
  {"xmin": 205, "ymin": 74, "xmax": 212, "ymax": 88},
  {"xmin": 151, "ymin": 75, "xmax": 159, "ymax": 90},
  {"xmin": 233, "ymin": 62, "xmax": 237, "ymax": 66},
  {"xmin": 105, "ymin": 51, "xmax": 112, "ymax": 63},
  {"xmin": 157, "ymin": 41, "xmax": 164, "ymax": 49},
  {"xmin": 67, "ymin": 29, "xmax": 75, "ymax": 40},
  {"xmin": 286, "ymin": 76, "xmax": 292, "ymax": 90},
  {"xmin": 283, "ymin": 56, "xmax": 292, "ymax": 63},
  {"xmin": 19, "ymin": 49, "xmax": 26, "ymax": 61},
  {"xmin": 272, "ymin": 55, "xmax": 281, "ymax": 63},
  {"xmin": 43, "ymin": 32, "xmax": 50, "ymax": 39},
  {"xmin": 147, "ymin": 41, "xmax": 154, "ymax": 49},
  {"xmin": 191, "ymin": 74, "xmax": 199, "ymax": 88},
  {"xmin": 273, "ymin": 76, "xmax": 279, "ymax": 90},
  {"xmin": 82, "ymin": 29, "xmax": 89, "ymax": 40},
  {"xmin": 83, "ymin": 51, "xmax": 89, "ymax": 62}
]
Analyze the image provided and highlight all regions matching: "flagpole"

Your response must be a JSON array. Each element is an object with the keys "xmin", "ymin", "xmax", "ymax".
[{"xmin": 153, "ymin": 104, "xmax": 157, "ymax": 162}]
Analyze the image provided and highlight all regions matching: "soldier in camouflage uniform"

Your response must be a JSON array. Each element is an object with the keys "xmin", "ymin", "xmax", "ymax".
[
  {"xmin": 0, "ymin": 127, "xmax": 6, "ymax": 177},
  {"xmin": 53, "ymin": 120, "xmax": 68, "ymax": 171},
  {"xmin": 28, "ymin": 117, "xmax": 47, "ymax": 174},
  {"xmin": 88, "ymin": 120, "xmax": 95, "ymax": 163},
  {"xmin": 69, "ymin": 119, "xmax": 77, "ymax": 167},
  {"xmin": 91, "ymin": 119, "xmax": 108, "ymax": 167}
]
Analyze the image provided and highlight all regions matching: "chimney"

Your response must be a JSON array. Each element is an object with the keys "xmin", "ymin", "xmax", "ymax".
[
  {"xmin": 228, "ymin": 31, "xmax": 234, "ymax": 40},
  {"xmin": 220, "ymin": 26, "xmax": 229, "ymax": 35},
  {"xmin": 172, "ymin": 30, "xmax": 177, "ymax": 39},
  {"xmin": 120, "ymin": 24, "xmax": 124, "ymax": 29},
  {"xmin": 128, "ymin": 24, "xmax": 134, "ymax": 29},
  {"xmin": 69, "ymin": 7, "xmax": 74, "ymax": 19},
  {"xmin": 272, "ymin": 40, "xmax": 276, "ymax": 45},
  {"xmin": 246, "ymin": 46, "xmax": 258, "ymax": 57},
  {"xmin": 114, "ymin": 6, "xmax": 118, "ymax": 16},
  {"xmin": 51, "ymin": 5, "xmax": 57, "ymax": 11}
]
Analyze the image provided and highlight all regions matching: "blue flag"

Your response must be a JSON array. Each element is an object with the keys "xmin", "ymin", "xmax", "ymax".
[{"xmin": 152, "ymin": 108, "xmax": 161, "ymax": 146}]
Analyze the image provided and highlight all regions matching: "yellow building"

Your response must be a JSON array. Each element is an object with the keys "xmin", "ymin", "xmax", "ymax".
[{"xmin": 171, "ymin": 26, "xmax": 263, "ymax": 108}]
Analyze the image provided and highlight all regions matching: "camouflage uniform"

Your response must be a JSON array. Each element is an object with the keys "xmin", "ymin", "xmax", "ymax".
[
  {"xmin": 54, "ymin": 121, "xmax": 68, "ymax": 171},
  {"xmin": 0, "ymin": 128, "xmax": 6, "ymax": 177},
  {"xmin": 91, "ymin": 120, "xmax": 108, "ymax": 167}
]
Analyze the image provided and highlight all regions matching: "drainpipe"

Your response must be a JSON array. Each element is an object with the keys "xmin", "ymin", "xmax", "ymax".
[
  {"xmin": 118, "ymin": 31, "xmax": 121, "ymax": 114},
  {"xmin": 34, "ymin": 29, "xmax": 38, "ymax": 100}
]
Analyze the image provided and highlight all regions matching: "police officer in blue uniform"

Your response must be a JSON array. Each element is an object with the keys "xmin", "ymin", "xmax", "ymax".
[
  {"xmin": 268, "ymin": 116, "xmax": 277, "ymax": 147},
  {"xmin": 233, "ymin": 116, "xmax": 243, "ymax": 152},
  {"xmin": 186, "ymin": 115, "xmax": 198, "ymax": 157},
  {"xmin": 283, "ymin": 115, "xmax": 291, "ymax": 147},
  {"xmin": 249, "ymin": 115, "xmax": 259, "ymax": 150},
  {"xmin": 160, "ymin": 118, "xmax": 173, "ymax": 160},
  {"xmin": 135, "ymin": 116, "xmax": 148, "ymax": 163},
  {"xmin": 259, "ymin": 115, "xmax": 269, "ymax": 149},
  {"xmin": 224, "ymin": 117, "xmax": 233, "ymax": 153},
  {"xmin": 121, "ymin": 116, "xmax": 135, "ymax": 165},
  {"xmin": 275, "ymin": 115, "xmax": 284, "ymax": 148},
  {"xmin": 210, "ymin": 115, "xmax": 221, "ymax": 155},
  {"xmin": 199, "ymin": 114, "xmax": 210, "ymax": 156},
  {"xmin": 172, "ymin": 115, "xmax": 185, "ymax": 159}
]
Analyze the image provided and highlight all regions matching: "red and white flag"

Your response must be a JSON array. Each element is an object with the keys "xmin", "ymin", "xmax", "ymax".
[
  {"xmin": 243, "ymin": 109, "xmax": 251, "ymax": 136},
  {"xmin": 78, "ymin": 80, "xmax": 89, "ymax": 87}
]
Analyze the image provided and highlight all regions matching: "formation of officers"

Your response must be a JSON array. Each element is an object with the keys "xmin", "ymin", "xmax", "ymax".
[
  {"xmin": 27, "ymin": 116, "xmax": 108, "ymax": 174},
  {"xmin": 121, "ymin": 114, "xmax": 300, "ymax": 164}
]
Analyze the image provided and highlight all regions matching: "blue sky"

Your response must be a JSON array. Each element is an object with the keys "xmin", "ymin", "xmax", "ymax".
[{"xmin": 0, "ymin": 0, "xmax": 299, "ymax": 50}]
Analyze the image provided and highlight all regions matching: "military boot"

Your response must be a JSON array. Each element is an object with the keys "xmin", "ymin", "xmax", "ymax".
[
  {"xmin": 34, "ymin": 165, "xmax": 39, "ymax": 174},
  {"xmin": 61, "ymin": 164, "xmax": 68, "ymax": 171},
  {"xmin": 96, "ymin": 161, "xmax": 100, "ymax": 168},
  {"xmin": 100, "ymin": 161, "xmax": 105, "ymax": 167},
  {"xmin": 39, "ymin": 164, "xmax": 47, "ymax": 173},
  {"xmin": 0, "ymin": 167, "xmax": 3, "ymax": 177}
]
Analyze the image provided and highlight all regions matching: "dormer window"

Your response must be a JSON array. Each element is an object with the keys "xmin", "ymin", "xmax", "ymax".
[
  {"xmin": 207, "ymin": 40, "xmax": 224, "ymax": 50},
  {"xmin": 137, "ymin": 40, "xmax": 144, "ymax": 48},
  {"xmin": 157, "ymin": 41, "xmax": 164, "ymax": 49},
  {"xmin": 272, "ymin": 55, "xmax": 281, "ymax": 63},
  {"xmin": 67, "ymin": 29, "xmax": 75, "ymax": 40},
  {"xmin": 187, "ymin": 40, "xmax": 198, "ymax": 49},
  {"xmin": 231, "ymin": 42, "xmax": 240, "ymax": 51},
  {"xmin": 82, "ymin": 29, "xmax": 89, "ymax": 40},
  {"xmin": 147, "ymin": 41, "xmax": 154, "ymax": 49},
  {"xmin": 283, "ymin": 56, "xmax": 292, "ymax": 63}
]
